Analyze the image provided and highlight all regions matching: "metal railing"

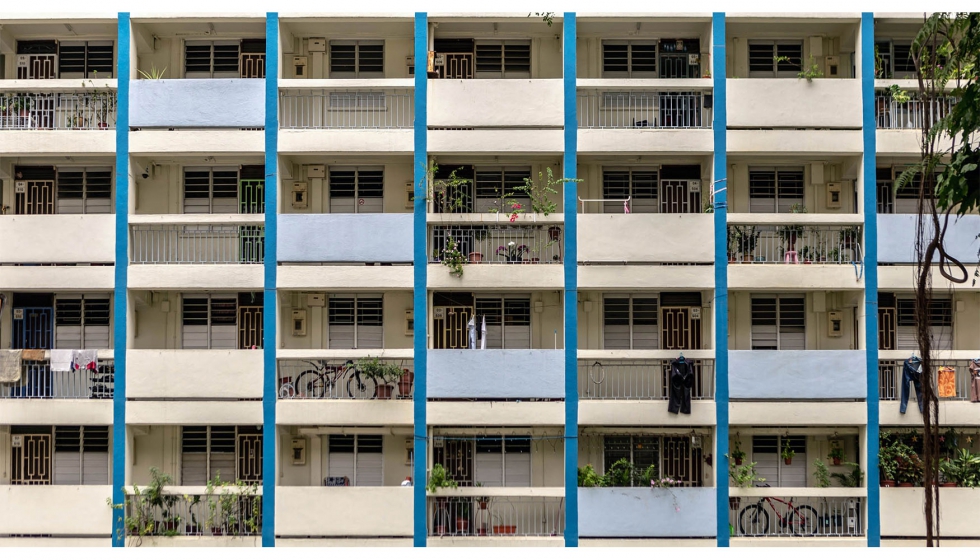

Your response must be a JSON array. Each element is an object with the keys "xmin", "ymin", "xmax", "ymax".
[
  {"xmin": 577, "ymin": 91, "xmax": 709, "ymax": 129},
  {"xmin": 1, "ymin": 359, "xmax": 114, "ymax": 399},
  {"xmin": 429, "ymin": 225, "xmax": 564, "ymax": 265},
  {"xmin": 130, "ymin": 224, "xmax": 265, "ymax": 264},
  {"xmin": 875, "ymin": 94, "xmax": 957, "ymax": 129},
  {"xmin": 729, "ymin": 495, "xmax": 864, "ymax": 537},
  {"xmin": 125, "ymin": 491, "xmax": 261, "ymax": 537},
  {"xmin": 879, "ymin": 359, "xmax": 973, "ymax": 401},
  {"xmin": 278, "ymin": 358, "xmax": 414, "ymax": 400},
  {"xmin": 279, "ymin": 90, "xmax": 414, "ymax": 129},
  {"xmin": 428, "ymin": 496, "xmax": 564, "ymax": 537},
  {"xmin": 0, "ymin": 92, "xmax": 117, "ymax": 130},
  {"xmin": 728, "ymin": 224, "xmax": 862, "ymax": 264},
  {"xmin": 578, "ymin": 359, "xmax": 715, "ymax": 400}
]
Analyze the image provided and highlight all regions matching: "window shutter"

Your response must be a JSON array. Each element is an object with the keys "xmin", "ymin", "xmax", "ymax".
[
  {"xmin": 631, "ymin": 297, "xmax": 659, "ymax": 349},
  {"xmin": 504, "ymin": 437, "xmax": 531, "ymax": 487},
  {"xmin": 55, "ymin": 297, "xmax": 83, "ymax": 350},
  {"xmin": 603, "ymin": 297, "xmax": 632, "ymax": 350},
  {"xmin": 56, "ymin": 169, "xmax": 86, "ymax": 214},
  {"xmin": 751, "ymin": 435, "xmax": 780, "ymax": 485},
  {"xmin": 356, "ymin": 297, "xmax": 384, "ymax": 349},
  {"xmin": 602, "ymin": 42, "xmax": 629, "ymax": 76},
  {"xmin": 778, "ymin": 296, "xmax": 806, "ymax": 350},
  {"xmin": 211, "ymin": 169, "xmax": 240, "ymax": 214},
  {"xmin": 183, "ymin": 169, "xmax": 212, "ymax": 213},
  {"xmin": 751, "ymin": 297, "xmax": 779, "ymax": 350},
  {"xmin": 328, "ymin": 168, "xmax": 357, "ymax": 213},
  {"xmin": 328, "ymin": 435, "xmax": 355, "ymax": 485},
  {"xmin": 209, "ymin": 426, "xmax": 237, "ymax": 481},
  {"xmin": 355, "ymin": 435, "xmax": 383, "ymax": 487},
  {"xmin": 54, "ymin": 426, "xmax": 83, "ymax": 485},
  {"xmin": 181, "ymin": 426, "xmax": 209, "ymax": 485}
]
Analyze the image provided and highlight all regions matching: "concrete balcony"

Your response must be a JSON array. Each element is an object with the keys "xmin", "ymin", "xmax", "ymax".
[
  {"xmin": 426, "ymin": 487, "xmax": 565, "ymax": 542},
  {"xmin": 729, "ymin": 350, "xmax": 867, "ymax": 400},
  {"xmin": 578, "ymin": 264, "xmax": 714, "ymax": 290},
  {"xmin": 127, "ymin": 349, "xmax": 263, "ymax": 400},
  {"xmin": 427, "ymin": 349, "xmax": 564, "ymax": 399},
  {"xmin": 278, "ymin": 214, "xmax": 413, "ymax": 263},
  {"xmin": 429, "ymin": 79, "xmax": 563, "ymax": 128},
  {"xmin": 727, "ymin": 129, "xmax": 863, "ymax": 156},
  {"xmin": 578, "ymin": 214, "xmax": 713, "ymax": 263},
  {"xmin": 130, "ymin": 79, "xmax": 264, "ymax": 128},
  {"xmin": 0, "ymin": 82, "xmax": 117, "ymax": 156},
  {"xmin": 727, "ymin": 79, "xmax": 862, "ymax": 129},
  {"xmin": 0, "ymin": 215, "xmax": 114, "ymax": 264},
  {"xmin": 0, "ymin": 485, "xmax": 112, "ymax": 537},
  {"xmin": 578, "ymin": 487, "xmax": 716, "ymax": 538},
  {"xmin": 276, "ymin": 487, "xmax": 413, "ymax": 538},
  {"xmin": 881, "ymin": 488, "xmax": 980, "ymax": 539},
  {"xmin": 878, "ymin": 214, "xmax": 980, "ymax": 264}
]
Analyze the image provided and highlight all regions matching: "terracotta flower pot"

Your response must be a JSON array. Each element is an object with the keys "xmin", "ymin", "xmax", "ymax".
[
  {"xmin": 468, "ymin": 252, "xmax": 483, "ymax": 264},
  {"xmin": 456, "ymin": 519, "xmax": 469, "ymax": 533},
  {"xmin": 478, "ymin": 500, "xmax": 489, "ymax": 510},
  {"xmin": 211, "ymin": 527, "xmax": 224, "ymax": 536},
  {"xmin": 729, "ymin": 497, "xmax": 741, "ymax": 511},
  {"xmin": 548, "ymin": 226, "xmax": 562, "ymax": 241},
  {"xmin": 833, "ymin": 457, "xmax": 842, "ymax": 466},
  {"xmin": 435, "ymin": 525, "xmax": 448, "ymax": 536},
  {"xmin": 493, "ymin": 525, "xmax": 517, "ymax": 535},
  {"xmin": 784, "ymin": 458, "xmax": 793, "ymax": 465},
  {"xmin": 941, "ymin": 482, "xmax": 957, "ymax": 488},
  {"xmin": 898, "ymin": 482, "xmax": 914, "ymax": 487},
  {"xmin": 397, "ymin": 370, "xmax": 414, "ymax": 398},
  {"xmin": 375, "ymin": 384, "xmax": 394, "ymax": 399},
  {"xmin": 734, "ymin": 458, "xmax": 743, "ymax": 466},
  {"xmin": 881, "ymin": 480, "xmax": 896, "ymax": 487}
]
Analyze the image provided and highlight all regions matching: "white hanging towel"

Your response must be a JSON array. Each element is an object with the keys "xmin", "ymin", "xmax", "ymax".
[
  {"xmin": 73, "ymin": 349, "xmax": 99, "ymax": 371},
  {"xmin": 50, "ymin": 349, "xmax": 74, "ymax": 372},
  {"xmin": 480, "ymin": 316, "xmax": 487, "ymax": 349},
  {"xmin": 0, "ymin": 350, "xmax": 23, "ymax": 383},
  {"xmin": 467, "ymin": 316, "xmax": 477, "ymax": 349}
]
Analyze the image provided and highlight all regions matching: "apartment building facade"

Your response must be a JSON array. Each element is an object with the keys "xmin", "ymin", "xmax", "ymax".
[{"xmin": 0, "ymin": 11, "xmax": 978, "ymax": 548}]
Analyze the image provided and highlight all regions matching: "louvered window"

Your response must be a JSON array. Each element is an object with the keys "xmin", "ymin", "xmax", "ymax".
[
  {"xmin": 55, "ymin": 295, "xmax": 111, "ymax": 349},
  {"xmin": 474, "ymin": 296, "xmax": 531, "ymax": 349},
  {"xmin": 602, "ymin": 435, "xmax": 703, "ymax": 487},
  {"xmin": 751, "ymin": 294, "xmax": 805, "ymax": 350},
  {"xmin": 58, "ymin": 41, "xmax": 114, "ymax": 78},
  {"xmin": 475, "ymin": 40, "xmax": 531, "ymax": 78},
  {"xmin": 181, "ymin": 425, "xmax": 262, "ymax": 484},
  {"xmin": 328, "ymin": 167, "xmax": 384, "ymax": 213},
  {"xmin": 473, "ymin": 167, "xmax": 530, "ymax": 213},
  {"xmin": 748, "ymin": 168, "xmax": 805, "ymax": 213},
  {"xmin": 184, "ymin": 40, "xmax": 242, "ymax": 78},
  {"xmin": 327, "ymin": 435, "xmax": 383, "ymax": 486},
  {"xmin": 896, "ymin": 297, "xmax": 952, "ymax": 351},
  {"xmin": 602, "ymin": 168, "xmax": 658, "ymax": 213},
  {"xmin": 181, "ymin": 294, "xmax": 241, "ymax": 349},
  {"xmin": 474, "ymin": 436, "xmax": 531, "ymax": 487},
  {"xmin": 602, "ymin": 41, "xmax": 658, "ymax": 78},
  {"xmin": 329, "ymin": 41, "xmax": 384, "ymax": 78},
  {"xmin": 876, "ymin": 41, "xmax": 916, "ymax": 79},
  {"xmin": 53, "ymin": 426, "xmax": 110, "ymax": 485},
  {"xmin": 748, "ymin": 41, "xmax": 803, "ymax": 77},
  {"xmin": 183, "ymin": 167, "xmax": 240, "ymax": 214},
  {"xmin": 327, "ymin": 294, "xmax": 384, "ymax": 349},
  {"xmin": 752, "ymin": 435, "xmax": 806, "ymax": 487},
  {"xmin": 56, "ymin": 168, "xmax": 112, "ymax": 214},
  {"xmin": 603, "ymin": 294, "xmax": 659, "ymax": 350}
]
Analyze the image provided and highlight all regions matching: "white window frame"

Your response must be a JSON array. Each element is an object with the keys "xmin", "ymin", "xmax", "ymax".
[
  {"xmin": 56, "ymin": 167, "xmax": 113, "ymax": 214},
  {"xmin": 182, "ymin": 166, "xmax": 241, "ymax": 214},
  {"xmin": 747, "ymin": 166, "xmax": 806, "ymax": 214},
  {"xmin": 750, "ymin": 293, "xmax": 806, "ymax": 350},
  {"xmin": 328, "ymin": 40, "xmax": 385, "ymax": 78},
  {"xmin": 474, "ymin": 39, "xmax": 531, "ymax": 79},
  {"xmin": 54, "ymin": 293, "xmax": 112, "ymax": 350},
  {"xmin": 601, "ymin": 40, "xmax": 659, "ymax": 78},
  {"xmin": 326, "ymin": 434, "xmax": 384, "ymax": 486},
  {"xmin": 474, "ymin": 295, "xmax": 532, "ymax": 349},
  {"xmin": 896, "ymin": 295, "xmax": 953, "ymax": 351},
  {"xmin": 602, "ymin": 293, "xmax": 660, "ymax": 350},
  {"xmin": 53, "ymin": 425, "xmax": 111, "ymax": 485},
  {"xmin": 180, "ymin": 293, "xmax": 240, "ymax": 350},
  {"xmin": 328, "ymin": 166, "xmax": 385, "ymax": 213},
  {"xmin": 473, "ymin": 166, "xmax": 531, "ymax": 213},
  {"xmin": 327, "ymin": 293, "xmax": 384, "ymax": 349},
  {"xmin": 184, "ymin": 39, "xmax": 241, "ymax": 78},
  {"xmin": 601, "ymin": 166, "xmax": 659, "ymax": 214},
  {"xmin": 751, "ymin": 435, "xmax": 807, "ymax": 488},
  {"xmin": 180, "ymin": 425, "xmax": 262, "ymax": 484},
  {"xmin": 747, "ymin": 40, "xmax": 804, "ymax": 78}
]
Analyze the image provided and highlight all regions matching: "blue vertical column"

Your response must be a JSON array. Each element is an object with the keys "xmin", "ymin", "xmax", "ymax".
[
  {"xmin": 711, "ymin": 12, "xmax": 730, "ymax": 548},
  {"xmin": 412, "ymin": 12, "xmax": 429, "ymax": 548},
  {"xmin": 111, "ymin": 11, "xmax": 130, "ymax": 548},
  {"xmin": 860, "ymin": 11, "xmax": 881, "ymax": 547},
  {"xmin": 261, "ymin": 11, "xmax": 279, "ymax": 548},
  {"xmin": 562, "ymin": 12, "xmax": 579, "ymax": 548}
]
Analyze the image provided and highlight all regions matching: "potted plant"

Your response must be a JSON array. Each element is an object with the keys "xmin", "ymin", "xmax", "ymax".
[
  {"xmin": 781, "ymin": 441, "xmax": 796, "ymax": 465},
  {"xmin": 950, "ymin": 448, "xmax": 980, "ymax": 487},
  {"xmin": 356, "ymin": 356, "xmax": 403, "ymax": 399},
  {"xmin": 441, "ymin": 236, "xmax": 466, "ymax": 277},
  {"xmin": 828, "ymin": 444, "xmax": 845, "ymax": 466},
  {"xmin": 577, "ymin": 464, "xmax": 606, "ymax": 488},
  {"xmin": 800, "ymin": 245, "xmax": 816, "ymax": 264},
  {"xmin": 468, "ymin": 251, "xmax": 483, "ymax": 263},
  {"xmin": 878, "ymin": 440, "xmax": 904, "ymax": 487},
  {"xmin": 814, "ymin": 460, "xmax": 831, "ymax": 488},
  {"xmin": 497, "ymin": 242, "xmax": 529, "ymax": 263},
  {"xmin": 548, "ymin": 225, "xmax": 562, "ymax": 241},
  {"xmin": 397, "ymin": 368, "xmax": 414, "ymax": 398},
  {"xmin": 940, "ymin": 459, "xmax": 959, "ymax": 487},
  {"xmin": 731, "ymin": 439, "xmax": 746, "ymax": 466},
  {"xmin": 427, "ymin": 464, "xmax": 457, "ymax": 536},
  {"xmin": 731, "ymin": 225, "xmax": 760, "ymax": 263},
  {"xmin": 839, "ymin": 226, "xmax": 860, "ymax": 249},
  {"xmin": 896, "ymin": 451, "xmax": 924, "ymax": 487},
  {"xmin": 729, "ymin": 461, "xmax": 765, "ymax": 510},
  {"xmin": 831, "ymin": 463, "xmax": 865, "ymax": 488}
]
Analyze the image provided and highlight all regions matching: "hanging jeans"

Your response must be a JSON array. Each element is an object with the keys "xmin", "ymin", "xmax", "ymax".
[
  {"xmin": 899, "ymin": 359, "xmax": 925, "ymax": 414},
  {"xmin": 667, "ymin": 359, "xmax": 694, "ymax": 414}
]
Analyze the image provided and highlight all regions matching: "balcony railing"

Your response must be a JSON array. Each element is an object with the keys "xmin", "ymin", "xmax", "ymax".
[
  {"xmin": 727, "ymin": 224, "xmax": 862, "ymax": 264},
  {"xmin": 1, "ymin": 358, "xmax": 114, "ymax": 399},
  {"xmin": 277, "ymin": 358, "xmax": 413, "ymax": 400},
  {"xmin": 875, "ymin": 93, "xmax": 956, "ymax": 130},
  {"xmin": 126, "ymin": 490, "xmax": 261, "ymax": 537},
  {"xmin": 279, "ymin": 90, "xmax": 414, "ymax": 129},
  {"xmin": 427, "ymin": 496, "xmax": 564, "ymax": 537},
  {"xmin": 729, "ymin": 494, "xmax": 864, "ymax": 537},
  {"xmin": 879, "ymin": 359, "xmax": 973, "ymax": 401},
  {"xmin": 429, "ymin": 225, "xmax": 564, "ymax": 265},
  {"xmin": 577, "ymin": 91, "xmax": 709, "ymax": 129},
  {"xmin": 578, "ymin": 359, "xmax": 714, "ymax": 400},
  {"xmin": 0, "ymin": 91, "xmax": 117, "ymax": 130},
  {"xmin": 130, "ymin": 224, "xmax": 265, "ymax": 264}
]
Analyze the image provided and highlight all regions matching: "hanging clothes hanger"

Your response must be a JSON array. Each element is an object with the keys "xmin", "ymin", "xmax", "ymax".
[{"xmin": 678, "ymin": 353, "xmax": 685, "ymax": 363}]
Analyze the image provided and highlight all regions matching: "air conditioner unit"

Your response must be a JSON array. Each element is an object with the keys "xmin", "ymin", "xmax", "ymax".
[
  {"xmin": 308, "ymin": 38, "xmax": 326, "ymax": 52},
  {"xmin": 826, "ymin": 182, "xmax": 842, "ymax": 209},
  {"xmin": 291, "ymin": 182, "xmax": 308, "ymax": 209}
]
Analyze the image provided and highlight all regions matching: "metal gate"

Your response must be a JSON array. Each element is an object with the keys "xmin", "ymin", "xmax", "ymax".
[
  {"xmin": 13, "ymin": 307, "xmax": 54, "ymax": 350},
  {"xmin": 240, "ymin": 53, "xmax": 266, "ymax": 79},
  {"xmin": 239, "ymin": 179, "xmax": 265, "ymax": 214},
  {"xmin": 12, "ymin": 433, "xmax": 52, "ymax": 485},
  {"xmin": 438, "ymin": 53, "xmax": 474, "ymax": 79},
  {"xmin": 237, "ymin": 433, "xmax": 263, "ymax": 482},
  {"xmin": 15, "ymin": 180, "xmax": 55, "ymax": 214},
  {"xmin": 238, "ymin": 305, "xmax": 263, "ymax": 349},
  {"xmin": 659, "ymin": 180, "xmax": 700, "ymax": 214},
  {"xmin": 239, "ymin": 225, "xmax": 265, "ymax": 263},
  {"xmin": 661, "ymin": 306, "xmax": 702, "ymax": 350},
  {"xmin": 879, "ymin": 307, "xmax": 896, "ymax": 350},
  {"xmin": 662, "ymin": 436, "xmax": 703, "ymax": 487},
  {"xmin": 433, "ymin": 438, "xmax": 473, "ymax": 485},
  {"xmin": 433, "ymin": 306, "xmax": 473, "ymax": 349},
  {"xmin": 17, "ymin": 54, "xmax": 57, "ymax": 79}
]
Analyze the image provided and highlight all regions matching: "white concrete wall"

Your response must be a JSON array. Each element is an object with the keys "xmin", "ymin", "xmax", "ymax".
[
  {"xmin": 728, "ymin": 130, "xmax": 863, "ymax": 155},
  {"xmin": 127, "ymin": 349, "xmax": 263, "ymax": 399},
  {"xmin": 727, "ymin": 79, "xmax": 862, "ymax": 128},
  {"xmin": 578, "ymin": 214, "xmax": 714, "ymax": 263},
  {"xmin": 428, "ymin": 80, "xmax": 563, "ymax": 128},
  {"xmin": 275, "ymin": 487, "xmax": 413, "ymax": 537},
  {"xmin": 881, "ymin": 488, "xmax": 980, "ymax": 537},
  {"xmin": 0, "ymin": 215, "xmax": 115, "ymax": 263},
  {"xmin": 0, "ymin": 131, "xmax": 116, "ymax": 157},
  {"xmin": 0, "ymin": 486, "xmax": 112, "ymax": 536}
]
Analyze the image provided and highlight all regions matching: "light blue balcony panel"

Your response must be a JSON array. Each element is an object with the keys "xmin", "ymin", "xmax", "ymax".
[
  {"xmin": 578, "ymin": 488, "xmax": 717, "ymax": 538},
  {"xmin": 729, "ymin": 350, "xmax": 866, "ymax": 399},
  {"xmin": 427, "ymin": 349, "xmax": 564, "ymax": 399},
  {"xmin": 130, "ymin": 79, "xmax": 265, "ymax": 128},
  {"xmin": 878, "ymin": 214, "xmax": 980, "ymax": 264},
  {"xmin": 277, "ymin": 214, "xmax": 413, "ymax": 263}
]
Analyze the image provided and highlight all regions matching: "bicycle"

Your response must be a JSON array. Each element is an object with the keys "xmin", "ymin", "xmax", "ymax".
[
  {"xmin": 278, "ymin": 360, "xmax": 376, "ymax": 399},
  {"xmin": 737, "ymin": 484, "xmax": 818, "ymax": 536}
]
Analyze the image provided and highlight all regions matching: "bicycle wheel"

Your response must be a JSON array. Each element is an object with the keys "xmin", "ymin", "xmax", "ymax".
[
  {"xmin": 294, "ymin": 370, "xmax": 325, "ymax": 399},
  {"xmin": 738, "ymin": 504, "xmax": 770, "ymax": 536},
  {"xmin": 347, "ymin": 370, "xmax": 377, "ymax": 399},
  {"xmin": 789, "ymin": 505, "xmax": 819, "ymax": 536}
]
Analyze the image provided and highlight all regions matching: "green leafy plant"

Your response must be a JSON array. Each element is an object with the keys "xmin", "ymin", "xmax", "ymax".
[
  {"xmin": 781, "ymin": 441, "xmax": 796, "ymax": 462},
  {"xmin": 578, "ymin": 464, "xmax": 607, "ymax": 488},
  {"xmin": 798, "ymin": 56, "xmax": 824, "ymax": 82},
  {"xmin": 511, "ymin": 167, "xmax": 581, "ymax": 217},
  {"xmin": 137, "ymin": 65, "xmax": 167, "ymax": 80},
  {"xmin": 604, "ymin": 458, "xmax": 637, "ymax": 487},
  {"xmin": 528, "ymin": 12, "xmax": 556, "ymax": 27},
  {"xmin": 950, "ymin": 448, "xmax": 980, "ymax": 487},
  {"xmin": 939, "ymin": 457, "xmax": 960, "ymax": 485},
  {"xmin": 440, "ymin": 236, "xmax": 466, "ymax": 277},
  {"xmin": 729, "ymin": 460, "xmax": 765, "ymax": 488},
  {"xmin": 355, "ymin": 356, "xmax": 404, "ymax": 385},
  {"xmin": 887, "ymin": 83, "xmax": 911, "ymax": 104},
  {"xmin": 814, "ymin": 459, "xmax": 832, "ymax": 488},
  {"xmin": 729, "ymin": 226, "xmax": 760, "ymax": 262},
  {"xmin": 426, "ymin": 463, "xmax": 459, "ymax": 493},
  {"xmin": 831, "ymin": 462, "xmax": 865, "ymax": 488},
  {"xmin": 731, "ymin": 438, "xmax": 747, "ymax": 464},
  {"xmin": 828, "ymin": 445, "xmax": 846, "ymax": 464}
]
